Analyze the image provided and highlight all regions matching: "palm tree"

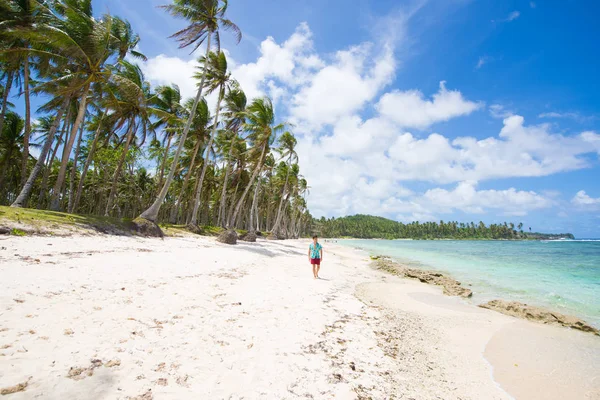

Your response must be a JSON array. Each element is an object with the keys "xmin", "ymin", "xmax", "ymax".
[
  {"xmin": 14, "ymin": 1, "xmax": 121, "ymax": 210},
  {"xmin": 110, "ymin": 16, "xmax": 147, "ymax": 62},
  {"xmin": 150, "ymin": 84, "xmax": 184, "ymax": 191},
  {"xmin": 228, "ymin": 97, "xmax": 285, "ymax": 229},
  {"xmin": 188, "ymin": 50, "xmax": 231, "ymax": 226},
  {"xmin": 104, "ymin": 61, "xmax": 157, "ymax": 216},
  {"xmin": 270, "ymin": 131, "xmax": 297, "ymax": 237},
  {"xmin": 0, "ymin": 0, "xmax": 41, "ymax": 187},
  {"xmin": 139, "ymin": 0, "xmax": 241, "ymax": 224},
  {"xmin": 217, "ymin": 85, "xmax": 246, "ymax": 227},
  {"xmin": 168, "ymin": 97, "xmax": 210, "ymax": 223},
  {"xmin": 0, "ymin": 111, "xmax": 24, "ymax": 196}
]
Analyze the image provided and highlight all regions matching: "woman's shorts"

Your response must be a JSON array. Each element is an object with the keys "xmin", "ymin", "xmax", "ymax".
[{"xmin": 310, "ymin": 258, "xmax": 321, "ymax": 265}]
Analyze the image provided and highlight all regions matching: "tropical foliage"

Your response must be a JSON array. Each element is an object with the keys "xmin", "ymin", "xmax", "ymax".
[
  {"xmin": 0, "ymin": 0, "xmax": 312, "ymax": 238},
  {"xmin": 314, "ymin": 215, "xmax": 574, "ymax": 240}
]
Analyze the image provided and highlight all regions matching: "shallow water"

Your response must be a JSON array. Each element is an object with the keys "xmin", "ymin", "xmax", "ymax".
[{"xmin": 338, "ymin": 239, "xmax": 600, "ymax": 328}]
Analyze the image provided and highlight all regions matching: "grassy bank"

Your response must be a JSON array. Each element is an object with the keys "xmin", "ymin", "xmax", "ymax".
[{"xmin": 0, "ymin": 206, "xmax": 227, "ymax": 237}]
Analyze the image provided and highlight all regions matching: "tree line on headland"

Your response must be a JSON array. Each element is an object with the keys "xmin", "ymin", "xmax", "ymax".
[
  {"xmin": 0, "ymin": 0, "xmax": 312, "ymax": 239},
  {"xmin": 313, "ymin": 215, "xmax": 575, "ymax": 240}
]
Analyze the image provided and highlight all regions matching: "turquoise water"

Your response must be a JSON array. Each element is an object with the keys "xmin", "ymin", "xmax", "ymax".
[{"xmin": 338, "ymin": 239, "xmax": 600, "ymax": 328}]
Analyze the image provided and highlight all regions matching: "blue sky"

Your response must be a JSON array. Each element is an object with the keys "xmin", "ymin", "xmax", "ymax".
[{"xmin": 21, "ymin": 0, "xmax": 600, "ymax": 237}]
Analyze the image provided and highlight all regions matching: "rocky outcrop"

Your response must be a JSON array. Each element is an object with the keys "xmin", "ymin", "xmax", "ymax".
[
  {"xmin": 479, "ymin": 300, "xmax": 599, "ymax": 336},
  {"xmin": 131, "ymin": 217, "xmax": 163, "ymax": 238},
  {"xmin": 373, "ymin": 258, "xmax": 473, "ymax": 298},
  {"xmin": 217, "ymin": 229, "xmax": 237, "ymax": 245},
  {"xmin": 239, "ymin": 231, "xmax": 257, "ymax": 242}
]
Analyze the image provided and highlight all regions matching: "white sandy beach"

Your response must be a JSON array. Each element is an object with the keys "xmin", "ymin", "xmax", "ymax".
[{"xmin": 1, "ymin": 235, "xmax": 599, "ymax": 399}]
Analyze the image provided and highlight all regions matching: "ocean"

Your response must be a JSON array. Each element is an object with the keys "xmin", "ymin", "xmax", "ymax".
[{"xmin": 338, "ymin": 239, "xmax": 600, "ymax": 328}]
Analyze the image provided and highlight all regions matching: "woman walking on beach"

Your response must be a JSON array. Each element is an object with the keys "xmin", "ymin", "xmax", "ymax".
[{"xmin": 308, "ymin": 235, "xmax": 323, "ymax": 279}]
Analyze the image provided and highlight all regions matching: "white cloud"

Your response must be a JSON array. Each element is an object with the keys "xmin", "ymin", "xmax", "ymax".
[
  {"xmin": 538, "ymin": 111, "xmax": 594, "ymax": 123},
  {"xmin": 232, "ymin": 22, "xmax": 323, "ymax": 101},
  {"xmin": 489, "ymin": 104, "xmax": 513, "ymax": 119},
  {"xmin": 506, "ymin": 11, "xmax": 521, "ymax": 22},
  {"xmin": 421, "ymin": 181, "xmax": 552, "ymax": 215},
  {"xmin": 476, "ymin": 56, "xmax": 491, "ymax": 69},
  {"xmin": 572, "ymin": 190, "xmax": 600, "ymax": 206},
  {"xmin": 290, "ymin": 43, "xmax": 395, "ymax": 128},
  {"xmin": 143, "ymin": 55, "xmax": 198, "ymax": 102},
  {"xmin": 376, "ymin": 81, "xmax": 482, "ymax": 129}
]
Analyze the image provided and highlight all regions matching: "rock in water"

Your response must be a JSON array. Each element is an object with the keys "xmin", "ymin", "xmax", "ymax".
[
  {"xmin": 240, "ymin": 231, "xmax": 257, "ymax": 242},
  {"xmin": 374, "ymin": 258, "xmax": 473, "ymax": 298},
  {"xmin": 131, "ymin": 217, "xmax": 163, "ymax": 238},
  {"xmin": 479, "ymin": 300, "xmax": 600, "ymax": 336},
  {"xmin": 217, "ymin": 229, "xmax": 237, "ymax": 245}
]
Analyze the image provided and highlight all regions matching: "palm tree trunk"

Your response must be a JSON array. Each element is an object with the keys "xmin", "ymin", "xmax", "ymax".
[
  {"xmin": 38, "ymin": 116, "xmax": 69, "ymax": 208},
  {"xmin": 271, "ymin": 158, "xmax": 292, "ymax": 236},
  {"xmin": 20, "ymin": 58, "xmax": 32, "ymax": 187},
  {"xmin": 67, "ymin": 114, "xmax": 86, "ymax": 213},
  {"xmin": 218, "ymin": 136, "xmax": 236, "ymax": 227},
  {"xmin": 0, "ymin": 70, "xmax": 14, "ymax": 139},
  {"xmin": 50, "ymin": 83, "xmax": 90, "ymax": 211},
  {"xmin": 72, "ymin": 109, "xmax": 107, "ymax": 213},
  {"xmin": 105, "ymin": 122, "xmax": 135, "ymax": 216},
  {"xmin": 156, "ymin": 133, "xmax": 173, "ymax": 192},
  {"xmin": 225, "ymin": 169, "xmax": 241, "ymax": 226},
  {"xmin": 249, "ymin": 177, "xmax": 261, "ymax": 232},
  {"xmin": 11, "ymin": 96, "xmax": 70, "ymax": 208},
  {"xmin": 228, "ymin": 143, "xmax": 268, "ymax": 229},
  {"xmin": 139, "ymin": 34, "xmax": 212, "ymax": 223},
  {"xmin": 189, "ymin": 87, "xmax": 224, "ymax": 226},
  {"xmin": 169, "ymin": 137, "xmax": 202, "ymax": 223}
]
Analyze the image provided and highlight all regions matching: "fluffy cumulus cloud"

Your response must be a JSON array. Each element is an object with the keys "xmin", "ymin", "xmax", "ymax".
[
  {"xmin": 143, "ymin": 55, "xmax": 198, "ymax": 101},
  {"xmin": 572, "ymin": 191, "xmax": 600, "ymax": 206},
  {"xmin": 290, "ymin": 43, "xmax": 395, "ymax": 128},
  {"xmin": 421, "ymin": 181, "xmax": 552, "ymax": 216},
  {"xmin": 376, "ymin": 81, "xmax": 482, "ymax": 129}
]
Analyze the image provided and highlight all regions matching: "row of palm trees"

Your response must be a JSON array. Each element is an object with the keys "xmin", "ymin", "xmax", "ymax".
[{"xmin": 0, "ymin": 0, "xmax": 312, "ymax": 238}]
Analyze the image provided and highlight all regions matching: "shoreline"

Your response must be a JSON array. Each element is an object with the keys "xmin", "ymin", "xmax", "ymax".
[
  {"xmin": 337, "ymin": 240, "xmax": 600, "ymax": 333},
  {"xmin": 1, "ymin": 235, "xmax": 598, "ymax": 399},
  {"xmin": 370, "ymin": 255, "xmax": 599, "ymax": 336}
]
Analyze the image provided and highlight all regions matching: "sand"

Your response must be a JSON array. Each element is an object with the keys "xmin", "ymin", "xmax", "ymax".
[{"xmin": 0, "ymin": 235, "xmax": 599, "ymax": 399}]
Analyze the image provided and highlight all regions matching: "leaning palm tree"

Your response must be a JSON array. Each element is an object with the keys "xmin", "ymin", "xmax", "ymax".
[
  {"xmin": 168, "ymin": 97, "xmax": 210, "ymax": 223},
  {"xmin": 10, "ymin": 1, "xmax": 120, "ymax": 210},
  {"xmin": 150, "ymin": 84, "xmax": 184, "ymax": 190},
  {"xmin": 270, "ymin": 131, "xmax": 297, "ymax": 237},
  {"xmin": 139, "ymin": 0, "xmax": 241, "ymax": 225},
  {"xmin": 188, "ymin": 50, "xmax": 231, "ymax": 226},
  {"xmin": 228, "ymin": 97, "xmax": 285, "ymax": 229},
  {"xmin": 104, "ymin": 61, "xmax": 159, "ymax": 216},
  {"xmin": 217, "ymin": 85, "xmax": 246, "ymax": 227}
]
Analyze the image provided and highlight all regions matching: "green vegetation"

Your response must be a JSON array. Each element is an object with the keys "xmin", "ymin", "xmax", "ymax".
[
  {"xmin": 10, "ymin": 227, "xmax": 26, "ymax": 236},
  {"xmin": 313, "ymin": 215, "xmax": 574, "ymax": 240},
  {"xmin": 0, "ymin": 0, "xmax": 311, "ymax": 238},
  {"xmin": 0, "ymin": 205, "xmax": 235, "ymax": 237}
]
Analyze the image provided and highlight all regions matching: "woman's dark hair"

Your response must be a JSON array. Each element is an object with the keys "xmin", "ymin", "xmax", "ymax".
[{"xmin": 312, "ymin": 235, "xmax": 318, "ymax": 239}]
